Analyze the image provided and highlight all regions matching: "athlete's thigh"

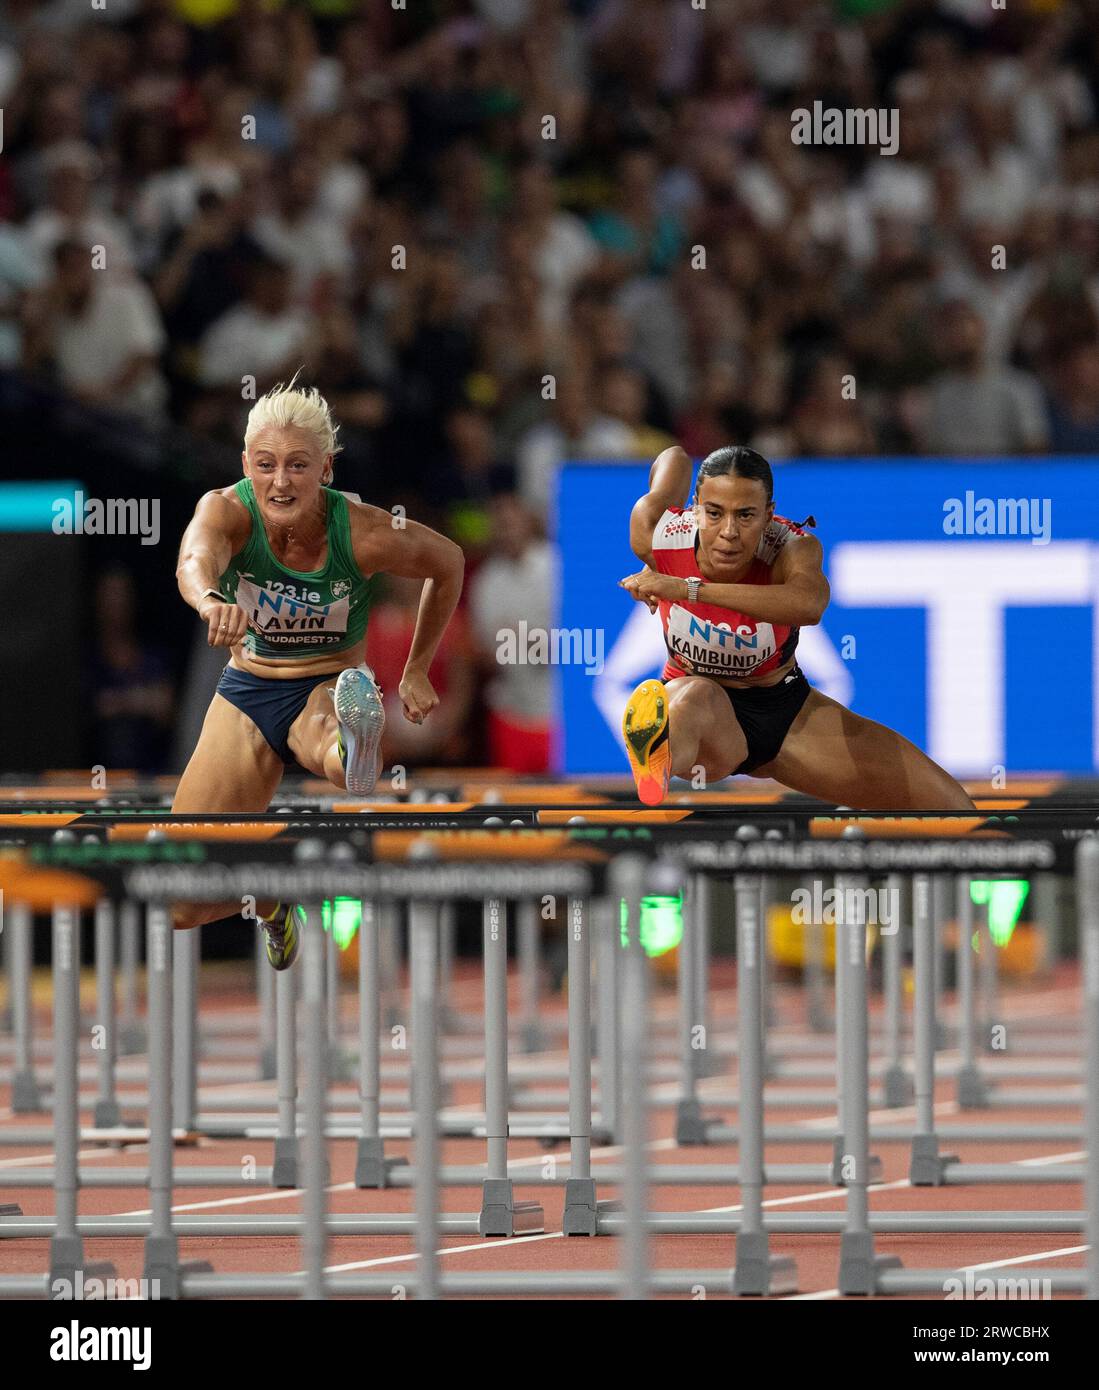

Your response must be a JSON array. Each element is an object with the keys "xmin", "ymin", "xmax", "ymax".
[
  {"xmin": 753, "ymin": 689, "xmax": 974, "ymax": 810},
  {"xmin": 173, "ymin": 692, "xmax": 284, "ymax": 813},
  {"xmin": 666, "ymin": 676, "xmax": 748, "ymax": 778},
  {"xmin": 285, "ymin": 676, "xmax": 339, "ymax": 777}
]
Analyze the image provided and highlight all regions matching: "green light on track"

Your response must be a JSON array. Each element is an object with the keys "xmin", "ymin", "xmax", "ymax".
[
  {"xmin": 319, "ymin": 898, "xmax": 363, "ymax": 950},
  {"xmin": 969, "ymin": 879, "xmax": 1029, "ymax": 948},
  {"xmin": 619, "ymin": 894, "xmax": 684, "ymax": 958}
]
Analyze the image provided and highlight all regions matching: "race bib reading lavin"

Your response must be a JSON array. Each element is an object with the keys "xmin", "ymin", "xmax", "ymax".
[
  {"xmin": 235, "ymin": 577, "xmax": 350, "ymax": 647},
  {"xmin": 665, "ymin": 605, "xmax": 777, "ymax": 676}
]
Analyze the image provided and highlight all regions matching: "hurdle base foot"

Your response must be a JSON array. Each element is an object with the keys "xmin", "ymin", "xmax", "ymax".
[
  {"xmin": 0, "ymin": 1204, "xmax": 25, "ymax": 1217},
  {"xmin": 143, "ymin": 1239, "xmax": 213, "ymax": 1299},
  {"xmin": 831, "ymin": 1137, "xmax": 882, "ymax": 1186},
  {"xmin": 354, "ymin": 1138, "xmax": 408, "ymax": 1189},
  {"xmin": 909, "ymin": 1134, "xmax": 959, "ymax": 1186},
  {"xmin": 881, "ymin": 1066, "xmax": 914, "ymax": 1108},
  {"xmin": 93, "ymin": 1099, "xmax": 123, "ymax": 1128},
  {"xmin": 520, "ymin": 1022, "xmax": 549, "ymax": 1054},
  {"xmin": 955, "ymin": 1066, "xmax": 992, "ymax": 1109},
  {"xmin": 12, "ymin": 1071, "xmax": 46, "ymax": 1113},
  {"xmin": 326, "ymin": 1046, "xmax": 357, "ymax": 1083},
  {"xmin": 562, "ymin": 1178, "xmax": 599, "ymax": 1236},
  {"xmin": 118, "ymin": 1025, "xmax": 146, "ymax": 1056},
  {"xmin": 479, "ymin": 1180, "xmax": 544, "ymax": 1237},
  {"xmin": 259, "ymin": 1044, "xmax": 277, "ymax": 1082},
  {"xmin": 272, "ymin": 1136, "xmax": 300, "ymax": 1188},
  {"xmin": 808, "ymin": 1005, "xmax": 834, "ymax": 1034},
  {"xmin": 48, "ymin": 1259, "xmax": 117, "ymax": 1298},
  {"xmin": 696, "ymin": 1051, "xmax": 725, "ymax": 1079},
  {"xmin": 675, "ymin": 1098, "xmax": 719, "ymax": 1145},
  {"xmin": 732, "ymin": 1235, "xmax": 798, "ymax": 1296},
  {"xmin": 838, "ymin": 1233, "xmax": 903, "ymax": 1296},
  {"xmin": 832, "ymin": 1152, "xmax": 885, "ymax": 1186}
]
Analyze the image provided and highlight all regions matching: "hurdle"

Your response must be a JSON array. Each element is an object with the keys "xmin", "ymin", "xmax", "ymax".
[{"xmin": 1, "ymin": 811, "xmax": 1095, "ymax": 1297}]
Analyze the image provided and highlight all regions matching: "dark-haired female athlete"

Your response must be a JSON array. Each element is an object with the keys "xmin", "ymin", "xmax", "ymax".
[{"xmin": 620, "ymin": 446, "xmax": 974, "ymax": 810}]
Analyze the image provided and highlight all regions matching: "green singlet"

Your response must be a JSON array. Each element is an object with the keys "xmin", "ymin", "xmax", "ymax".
[{"xmin": 216, "ymin": 479, "xmax": 377, "ymax": 663}]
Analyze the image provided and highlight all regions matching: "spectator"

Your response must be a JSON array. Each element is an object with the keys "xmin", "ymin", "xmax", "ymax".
[
  {"xmin": 1046, "ymin": 341, "xmax": 1099, "ymax": 453},
  {"xmin": 22, "ymin": 142, "xmax": 136, "ymax": 273},
  {"xmin": 469, "ymin": 493, "xmax": 558, "ymax": 775},
  {"xmin": 195, "ymin": 254, "xmax": 310, "ymax": 391},
  {"xmin": 91, "ymin": 569, "xmax": 175, "ymax": 774},
  {"xmin": 921, "ymin": 301, "xmax": 1050, "ymax": 455},
  {"xmin": 250, "ymin": 157, "xmax": 354, "ymax": 304},
  {"xmin": 516, "ymin": 369, "xmax": 632, "ymax": 521},
  {"xmin": 600, "ymin": 361, "xmax": 676, "ymax": 457},
  {"xmin": 26, "ymin": 239, "xmax": 168, "ymax": 421}
]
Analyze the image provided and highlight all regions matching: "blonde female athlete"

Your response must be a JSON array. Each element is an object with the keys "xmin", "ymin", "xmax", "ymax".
[
  {"xmin": 620, "ymin": 445, "xmax": 975, "ymax": 812},
  {"xmin": 172, "ymin": 380, "xmax": 465, "ymax": 967}
]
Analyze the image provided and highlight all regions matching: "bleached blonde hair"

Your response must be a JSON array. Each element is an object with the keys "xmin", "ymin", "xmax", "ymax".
[{"xmin": 244, "ymin": 373, "xmax": 342, "ymax": 460}]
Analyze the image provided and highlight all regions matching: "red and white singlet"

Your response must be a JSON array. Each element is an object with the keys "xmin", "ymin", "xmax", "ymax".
[{"xmin": 650, "ymin": 507, "xmax": 813, "ymax": 683}]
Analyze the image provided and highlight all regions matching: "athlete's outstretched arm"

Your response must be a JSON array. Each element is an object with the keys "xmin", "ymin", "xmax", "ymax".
[
  {"xmin": 354, "ymin": 506, "xmax": 465, "ymax": 724},
  {"xmin": 176, "ymin": 491, "xmax": 251, "ymax": 648},
  {"xmin": 621, "ymin": 533, "xmax": 830, "ymax": 627},
  {"xmin": 629, "ymin": 446, "xmax": 693, "ymax": 565}
]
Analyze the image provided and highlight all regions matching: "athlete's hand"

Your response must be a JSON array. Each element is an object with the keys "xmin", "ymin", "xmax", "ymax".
[
  {"xmin": 199, "ymin": 597, "xmax": 250, "ymax": 648},
  {"xmin": 398, "ymin": 667, "xmax": 439, "ymax": 725},
  {"xmin": 619, "ymin": 569, "xmax": 687, "ymax": 613}
]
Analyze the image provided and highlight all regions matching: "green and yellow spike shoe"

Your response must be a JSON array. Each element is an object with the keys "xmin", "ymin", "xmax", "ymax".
[
  {"xmin": 334, "ymin": 666, "xmax": 385, "ymax": 796},
  {"xmin": 261, "ymin": 903, "xmax": 304, "ymax": 971},
  {"xmin": 622, "ymin": 679, "xmax": 672, "ymax": 806}
]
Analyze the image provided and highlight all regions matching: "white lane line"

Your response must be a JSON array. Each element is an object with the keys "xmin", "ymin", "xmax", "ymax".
[
  {"xmin": 320, "ymin": 1231, "xmax": 564, "ymax": 1275},
  {"xmin": 959, "ymin": 1246, "xmax": 1088, "ymax": 1271},
  {"xmin": 0, "ymin": 1144, "xmax": 149, "ymax": 1170}
]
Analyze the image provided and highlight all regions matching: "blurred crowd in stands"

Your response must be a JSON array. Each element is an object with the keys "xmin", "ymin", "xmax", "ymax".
[{"xmin": 4, "ymin": 0, "xmax": 1099, "ymax": 772}]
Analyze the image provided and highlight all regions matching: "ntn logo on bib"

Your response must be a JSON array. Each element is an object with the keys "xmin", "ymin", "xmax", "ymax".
[
  {"xmin": 236, "ymin": 577, "xmax": 350, "ymax": 634},
  {"xmin": 664, "ymin": 604, "xmax": 777, "ymax": 674}
]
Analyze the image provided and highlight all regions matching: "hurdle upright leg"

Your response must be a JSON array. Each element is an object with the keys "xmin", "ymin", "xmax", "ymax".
[
  {"xmin": 355, "ymin": 899, "xmax": 406, "ymax": 1187},
  {"xmin": 676, "ymin": 873, "xmax": 712, "ymax": 1143},
  {"xmin": 50, "ymin": 905, "xmax": 113, "ymax": 1291},
  {"xmin": 517, "ymin": 899, "xmax": 546, "ymax": 1053},
  {"xmin": 595, "ymin": 897, "xmax": 621, "ymax": 1142},
  {"xmin": 732, "ymin": 873, "xmax": 796, "ymax": 1295},
  {"xmin": 479, "ymin": 898, "xmax": 543, "ymax": 1236},
  {"xmin": 410, "ymin": 899, "xmax": 440, "ymax": 1299},
  {"xmin": 955, "ymin": 877, "xmax": 990, "ymax": 1107},
  {"xmin": 562, "ymin": 896, "xmax": 599, "ymax": 1234},
  {"xmin": 10, "ymin": 903, "xmax": 43, "ymax": 1113},
  {"xmin": 143, "ymin": 905, "xmax": 184, "ymax": 1296},
  {"xmin": 831, "ymin": 872, "xmax": 850, "ymax": 1185},
  {"xmin": 909, "ymin": 875, "xmax": 957, "ymax": 1185},
  {"xmin": 1080, "ymin": 839, "xmax": 1099, "ymax": 1300},
  {"xmin": 257, "ymin": 928, "xmax": 276, "ymax": 1080},
  {"xmin": 617, "ymin": 857, "xmax": 650, "ymax": 1300},
  {"xmin": 302, "ymin": 903, "xmax": 329, "ymax": 1300},
  {"xmin": 837, "ymin": 876, "xmax": 900, "ymax": 1294},
  {"xmin": 272, "ymin": 957, "xmax": 299, "ymax": 1188},
  {"xmin": 172, "ymin": 923, "xmax": 199, "ymax": 1134},
  {"xmin": 92, "ymin": 900, "xmax": 122, "ymax": 1128},
  {"xmin": 881, "ymin": 875, "xmax": 913, "ymax": 1107},
  {"xmin": 118, "ymin": 899, "xmax": 145, "ymax": 1055}
]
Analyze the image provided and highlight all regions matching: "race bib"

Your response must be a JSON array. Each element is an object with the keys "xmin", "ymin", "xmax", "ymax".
[{"xmin": 665, "ymin": 604, "xmax": 777, "ymax": 676}]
